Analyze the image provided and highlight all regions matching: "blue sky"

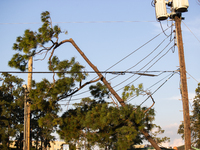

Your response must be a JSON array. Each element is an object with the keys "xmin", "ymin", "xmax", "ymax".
[{"xmin": 0, "ymin": 0, "xmax": 200, "ymax": 147}]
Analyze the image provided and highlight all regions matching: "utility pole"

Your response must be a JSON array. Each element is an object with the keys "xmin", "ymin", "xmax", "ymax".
[
  {"xmin": 154, "ymin": 0, "xmax": 190, "ymax": 148},
  {"xmin": 69, "ymin": 38, "xmax": 161, "ymax": 150},
  {"xmin": 175, "ymin": 15, "xmax": 191, "ymax": 150},
  {"xmin": 27, "ymin": 56, "xmax": 32, "ymax": 150},
  {"xmin": 23, "ymin": 84, "xmax": 27, "ymax": 150},
  {"xmin": 24, "ymin": 57, "xmax": 33, "ymax": 150}
]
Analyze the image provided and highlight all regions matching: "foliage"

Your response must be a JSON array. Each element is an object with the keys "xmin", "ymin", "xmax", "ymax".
[
  {"xmin": 8, "ymin": 11, "xmax": 88, "ymax": 95},
  {"xmin": 8, "ymin": 10, "xmax": 87, "ymax": 83},
  {"xmin": 150, "ymin": 125, "xmax": 170, "ymax": 145},
  {"xmin": 178, "ymin": 83, "xmax": 200, "ymax": 148},
  {"xmin": 58, "ymin": 98, "xmax": 160, "ymax": 150},
  {"xmin": 122, "ymin": 84, "xmax": 143, "ymax": 101},
  {"xmin": 0, "ymin": 59, "xmax": 87, "ymax": 149},
  {"xmin": 8, "ymin": 11, "xmax": 62, "ymax": 71},
  {"xmin": 0, "ymin": 73, "xmax": 24, "ymax": 150},
  {"xmin": 8, "ymin": 11, "xmax": 89, "ymax": 149},
  {"xmin": 89, "ymin": 82, "xmax": 110, "ymax": 100},
  {"xmin": 27, "ymin": 55, "xmax": 88, "ymax": 149}
]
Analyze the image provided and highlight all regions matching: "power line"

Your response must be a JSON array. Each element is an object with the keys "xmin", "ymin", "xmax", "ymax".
[
  {"xmin": 127, "ymin": 71, "xmax": 178, "ymax": 103},
  {"xmin": 60, "ymin": 71, "xmax": 177, "ymax": 104},
  {"xmin": 114, "ymin": 41, "xmax": 174, "ymax": 90},
  {"xmin": 0, "ymin": 20, "xmax": 157, "ymax": 25},
  {"xmin": 108, "ymin": 32, "xmax": 173, "ymax": 82},
  {"xmin": 145, "ymin": 71, "xmax": 177, "ymax": 91},
  {"xmin": 59, "ymin": 69, "xmax": 176, "ymax": 105},
  {"xmin": 104, "ymin": 25, "xmax": 173, "ymax": 72},
  {"xmin": 58, "ymin": 71, "xmax": 176, "ymax": 102},
  {"xmin": 159, "ymin": 21, "xmax": 172, "ymax": 37},
  {"xmin": 0, "ymin": 71, "xmax": 173, "ymax": 75},
  {"xmin": 138, "ymin": 72, "xmax": 176, "ymax": 107}
]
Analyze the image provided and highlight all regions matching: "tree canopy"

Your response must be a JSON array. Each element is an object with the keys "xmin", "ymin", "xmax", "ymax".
[
  {"xmin": 58, "ymin": 83, "xmax": 169, "ymax": 150},
  {"xmin": 0, "ymin": 73, "xmax": 24, "ymax": 150},
  {"xmin": 9, "ymin": 11, "xmax": 62, "ymax": 71},
  {"xmin": 58, "ymin": 99, "xmax": 153, "ymax": 150}
]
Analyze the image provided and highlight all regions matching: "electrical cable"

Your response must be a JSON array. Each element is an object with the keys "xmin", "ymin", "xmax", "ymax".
[
  {"xmin": 58, "ymin": 71, "xmax": 177, "ymax": 102},
  {"xmin": 104, "ymin": 25, "xmax": 173, "ymax": 72},
  {"xmin": 0, "ymin": 71, "xmax": 167, "ymax": 74},
  {"xmin": 138, "ymin": 72, "xmax": 176, "ymax": 107},
  {"xmin": 114, "ymin": 40, "xmax": 174, "ymax": 90},
  {"xmin": 145, "ymin": 72, "xmax": 174, "ymax": 91},
  {"xmin": 108, "ymin": 32, "xmax": 173, "ymax": 82},
  {"xmin": 127, "ymin": 34, "xmax": 173, "ymax": 72},
  {"xmin": 57, "ymin": 71, "xmax": 173, "ymax": 101},
  {"xmin": 126, "ymin": 45, "xmax": 174, "ymax": 88},
  {"xmin": 106, "ymin": 27, "xmax": 174, "ymax": 93},
  {"xmin": 60, "ymin": 70, "xmax": 177, "ymax": 103},
  {"xmin": 127, "ymin": 72, "xmax": 176, "ymax": 102},
  {"xmin": 159, "ymin": 21, "xmax": 170, "ymax": 37},
  {"xmin": 0, "ymin": 20, "xmax": 157, "ymax": 25},
  {"xmin": 147, "ymin": 71, "xmax": 177, "ymax": 95}
]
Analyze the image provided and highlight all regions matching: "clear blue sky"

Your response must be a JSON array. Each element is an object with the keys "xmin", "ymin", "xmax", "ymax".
[{"xmin": 0, "ymin": 0, "xmax": 200, "ymax": 147}]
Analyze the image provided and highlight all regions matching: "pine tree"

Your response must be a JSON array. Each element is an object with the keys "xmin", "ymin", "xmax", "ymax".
[{"xmin": 58, "ymin": 83, "xmax": 169, "ymax": 150}]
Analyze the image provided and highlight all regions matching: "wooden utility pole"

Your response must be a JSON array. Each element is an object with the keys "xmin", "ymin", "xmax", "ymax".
[
  {"xmin": 175, "ymin": 15, "xmax": 191, "ymax": 150},
  {"xmin": 27, "ymin": 56, "xmax": 32, "ymax": 150},
  {"xmin": 23, "ymin": 84, "xmax": 27, "ymax": 150},
  {"xmin": 69, "ymin": 38, "xmax": 161, "ymax": 150},
  {"xmin": 24, "ymin": 57, "xmax": 33, "ymax": 150}
]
